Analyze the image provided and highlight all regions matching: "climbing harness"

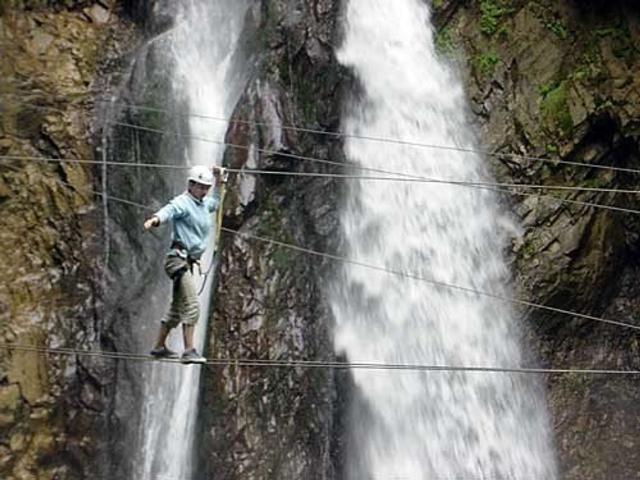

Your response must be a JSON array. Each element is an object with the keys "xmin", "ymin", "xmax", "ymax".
[{"xmin": 197, "ymin": 168, "xmax": 229, "ymax": 295}]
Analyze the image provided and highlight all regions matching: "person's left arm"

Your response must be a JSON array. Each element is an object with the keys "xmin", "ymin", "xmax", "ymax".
[{"xmin": 207, "ymin": 167, "xmax": 226, "ymax": 212}]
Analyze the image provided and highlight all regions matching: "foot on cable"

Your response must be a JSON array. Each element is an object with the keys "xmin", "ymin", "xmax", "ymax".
[
  {"xmin": 150, "ymin": 346, "xmax": 179, "ymax": 359},
  {"xmin": 180, "ymin": 348, "xmax": 206, "ymax": 364}
]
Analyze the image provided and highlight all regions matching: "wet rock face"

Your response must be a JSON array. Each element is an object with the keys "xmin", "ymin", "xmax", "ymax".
[
  {"xmin": 199, "ymin": 1, "xmax": 347, "ymax": 478},
  {"xmin": 0, "ymin": 2, "xmax": 137, "ymax": 479},
  {"xmin": 433, "ymin": 0, "xmax": 640, "ymax": 477}
]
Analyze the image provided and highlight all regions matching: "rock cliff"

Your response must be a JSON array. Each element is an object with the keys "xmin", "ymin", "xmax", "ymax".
[
  {"xmin": 1, "ymin": 0, "xmax": 639, "ymax": 479},
  {"xmin": 199, "ymin": 1, "xmax": 348, "ymax": 478},
  {"xmin": 201, "ymin": 0, "xmax": 640, "ymax": 478},
  {"xmin": 0, "ymin": 2, "xmax": 139, "ymax": 478},
  {"xmin": 433, "ymin": 0, "xmax": 640, "ymax": 477}
]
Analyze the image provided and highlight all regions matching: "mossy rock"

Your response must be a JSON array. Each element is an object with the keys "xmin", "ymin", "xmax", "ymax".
[
  {"xmin": 540, "ymin": 81, "xmax": 573, "ymax": 136},
  {"xmin": 0, "ymin": 384, "xmax": 21, "ymax": 428}
]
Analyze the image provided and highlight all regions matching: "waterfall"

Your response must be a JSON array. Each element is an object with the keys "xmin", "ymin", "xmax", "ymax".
[
  {"xmin": 331, "ymin": 1, "xmax": 558, "ymax": 479},
  {"xmin": 131, "ymin": 1, "xmax": 248, "ymax": 479}
]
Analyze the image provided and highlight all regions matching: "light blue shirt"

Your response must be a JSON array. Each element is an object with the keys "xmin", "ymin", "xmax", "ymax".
[{"xmin": 155, "ymin": 190, "xmax": 221, "ymax": 259}]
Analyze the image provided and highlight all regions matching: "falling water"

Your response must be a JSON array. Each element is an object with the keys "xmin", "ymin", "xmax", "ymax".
[
  {"xmin": 132, "ymin": 1, "xmax": 248, "ymax": 479},
  {"xmin": 332, "ymin": 1, "xmax": 558, "ymax": 479}
]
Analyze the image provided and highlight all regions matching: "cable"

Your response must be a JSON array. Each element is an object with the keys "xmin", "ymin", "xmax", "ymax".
[
  {"xmin": 3, "ymin": 161, "xmax": 639, "ymax": 334},
  {"xmin": 4, "ymin": 98, "xmax": 640, "ymax": 216},
  {"xmin": 3, "ymin": 159, "xmax": 639, "ymax": 333},
  {"xmin": 1, "ymin": 161, "xmax": 156, "ymax": 211},
  {"xmin": 110, "ymin": 121, "xmax": 640, "ymax": 194},
  {"xmin": 2, "ymin": 342, "xmax": 639, "ymax": 375},
  {"xmin": 4, "ymin": 154, "xmax": 640, "ymax": 215},
  {"xmin": 3, "ymin": 151, "xmax": 639, "ymax": 195},
  {"xmin": 0, "ymin": 154, "xmax": 185, "ymax": 170},
  {"xmin": 221, "ymin": 227, "xmax": 640, "ymax": 332},
  {"xmin": 115, "ymin": 103, "xmax": 640, "ymax": 175},
  {"xmin": 3, "ymin": 94, "xmax": 640, "ymax": 175},
  {"xmin": 5, "ymin": 153, "xmax": 640, "ymax": 215}
]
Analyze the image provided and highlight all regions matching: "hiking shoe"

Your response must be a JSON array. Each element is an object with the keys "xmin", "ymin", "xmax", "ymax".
[
  {"xmin": 150, "ymin": 346, "xmax": 179, "ymax": 359},
  {"xmin": 181, "ymin": 348, "xmax": 206, "ymax": 364}
]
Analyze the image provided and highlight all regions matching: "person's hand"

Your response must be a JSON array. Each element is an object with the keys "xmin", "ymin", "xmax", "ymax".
[
  {"xmin": 213, "ymin": 166, "xmax": 227, "ymax": 183},
  {"xmin": 144, "ymin": 216, "xmax": 160, "ymax": 230}
]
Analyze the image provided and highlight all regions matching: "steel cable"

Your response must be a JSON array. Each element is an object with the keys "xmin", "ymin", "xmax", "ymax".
[
  {"xmin": 4, "ymin": 151, "xmax": 640, "ymax": 198},
  {"xmin": 3, "ymin": 153, "xmax": 639, "ymax": 215},
  {"xmin": 110, "ymin": 121, "xmax": 640, "ymax": 194},
  {"xmin": 3, "ymin": 162, "xmax": 637, "ymax": 335},
  {"xmin": 3, "ymin": 94, "xmax": 640, "ymax": 175},
  {"xmin": 1, "ymin": 343, "xmax": 639, "ymax": 375}
]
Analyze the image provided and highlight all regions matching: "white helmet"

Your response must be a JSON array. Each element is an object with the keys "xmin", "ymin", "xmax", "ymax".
[{"xmin": 187, "ymin": 165, "xmax": 214, "ymax": 186}]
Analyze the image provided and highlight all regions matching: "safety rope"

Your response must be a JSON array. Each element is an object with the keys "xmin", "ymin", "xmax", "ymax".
[
  {"xmin": 3, "ymin": 95, "xmax": 640, "ymax": 175},
  {"xmin": 196, "ymin": 170, "xmax": 229, "ymax": 295},
  {"xmin": 1, "ymin": 342, "xmax": 639, "ymax": 375}
]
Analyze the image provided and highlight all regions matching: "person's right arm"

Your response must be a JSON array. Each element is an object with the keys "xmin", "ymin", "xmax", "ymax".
[
  {"xmin": 143, "ymin": 216, "xmax": 160, "ymax": 230},
  {"xmin": 143, "ymin": 196, "xmax": 188, "ymax": 230}
]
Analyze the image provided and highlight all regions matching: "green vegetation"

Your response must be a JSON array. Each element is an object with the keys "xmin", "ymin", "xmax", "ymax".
[
  {"xmin": 479, "ymin": 0, "xmax": 511, "ymax": 36},
  {"xmin": 540, "ymin": 81, "xmax": 573, "ymax": 136},
  {"xmin": 271, "ymin": 246, "xmax": 295, "ymax": 271},
  {"xmin": 518, "ymin": 237, "xmax": 539, "ymax": 259},
  {"xmin": 473, "ymin": 50, "xmax": 500, "ymax": 76},
  {"xmin": 255, "ymin": 196, "xmax": 297, "ymax": 271},
  {"xmin": 528, "ymin": 3, "xmax": 569, "ymax": 40},
  {"xmin": 580, "ymin": 175, "xmax": 610, "ymax": 190},
  {"xmin": 594, "ymin": 24, "xmax": 637, "ymax": 61},
  {"xmin": 569, "ymin": 65, "xmax": 590, "ymax": 83},
  {"xmin": 538, "ymin": 82, "xmax": 555, "ymax": 97},
  {"xmin": 557, "ymin": 372, "xmax": 591, "ymax": 393},
  {"xmin": 573, "ymin": 43, "xmax": 607, "ymax": 85},
  {"xmin": 435, "ymin": 26, "xmax": 455, "ymax": 55},
  {"xmin": 594, "ymin": 97, "xmax": 615, "ymax": 112},
  {"xmin": 296, "ymin": 72, "xmax": 317, "ymax": 125},
  {"xmin": 541, "ymin": 16, "xmax": 568, "ymax": 40},
  {"xmin": 545, "ymin": 143, "xmax": 559, "ymax": 155}
]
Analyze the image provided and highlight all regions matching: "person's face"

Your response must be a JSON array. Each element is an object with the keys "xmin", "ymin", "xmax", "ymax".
[{"xmin": 189, "ymin": 181, "xmax": 211, "ymax": 200}]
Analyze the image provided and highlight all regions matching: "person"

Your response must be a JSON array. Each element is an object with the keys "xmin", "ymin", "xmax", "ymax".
[{"xmin": 143, "ymin": 164, "xmax": 226, "ymax": 364}]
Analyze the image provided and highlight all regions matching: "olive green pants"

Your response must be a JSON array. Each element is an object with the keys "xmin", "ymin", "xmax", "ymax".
[{"xmin": 162, "ymin": 255, "xmax": 199, "ymax": 329}]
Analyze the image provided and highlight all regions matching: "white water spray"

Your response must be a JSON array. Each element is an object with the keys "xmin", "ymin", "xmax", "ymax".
[
  {"xmin": 332, "ymin": 1, "xmax": 557, "ymax": 478},
  {"xmin": 133, "ymin": 1, "xmax": 247, "ymax": 478}
]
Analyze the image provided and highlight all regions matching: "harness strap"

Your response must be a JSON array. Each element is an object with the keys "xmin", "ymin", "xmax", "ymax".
[{"xmin": 168, "ymin": 240, "xmax": 200, "ymax": 279}]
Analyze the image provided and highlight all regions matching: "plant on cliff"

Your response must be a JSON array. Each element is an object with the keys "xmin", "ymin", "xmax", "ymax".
[
  {"xmin": 528, "ymin": 3, "xmax": 569, "ymax": 40},
  {"xmin": 479, "ymin": 0, "xmax": 512, "ymax": 36},
  {"xmin": 435, "ymin": 26, "xmax": 455, "ymax": 55},
  {"xmin": 540, "ymin": 81, "xmax": 573, "ymax": 136},
  {"xmin": 472, "ymin": 50, "xmax": 500, "ymax": 77},
  {"xmin": 594, "ymin": 23, "xmax": 637, "ymax": 63}
]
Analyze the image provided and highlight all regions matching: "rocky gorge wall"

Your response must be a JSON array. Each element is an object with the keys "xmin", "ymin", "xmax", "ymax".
[
  {"xmin": 1, "ymin": 0, "xmax": 639, "ymax": 479},
  {"xmin": 201, "ymin": 0, "xmax": 640, "ymax": 478},
  {"xmin": 198, "ymin": 1, "xmax": 348, "ymax": 478},
  {"xmin": 0, "ymin": 2, "xmax": 141, "ymax": 479},
  {"xmin": 432, "ymin": 0, "xmax": 640, "ymax": 478}
]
